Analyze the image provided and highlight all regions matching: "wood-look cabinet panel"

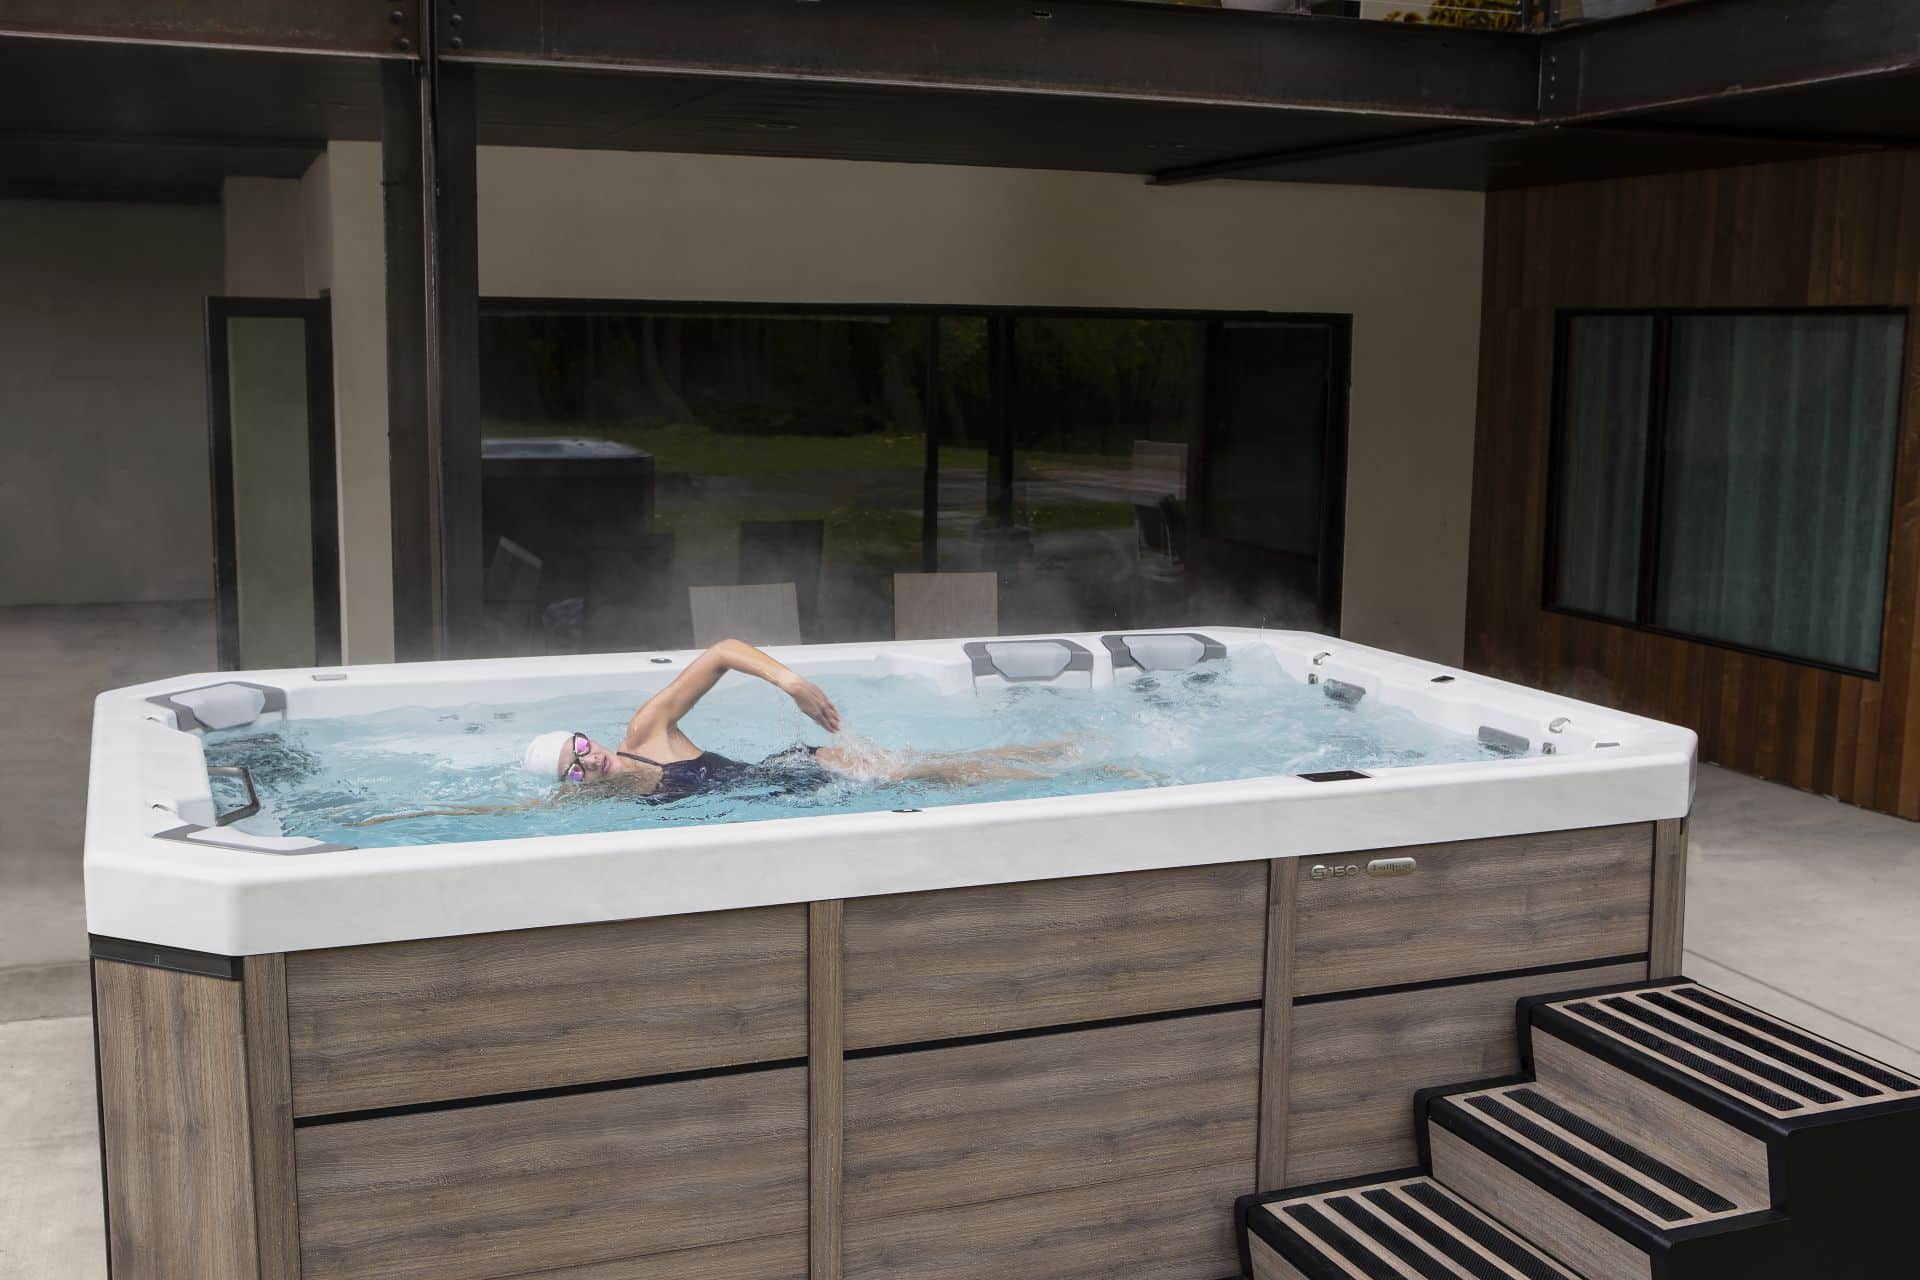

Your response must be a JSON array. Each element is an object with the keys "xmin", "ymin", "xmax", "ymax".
[
  {"xmin": 94, "ymin": 960, "xmax": 259, "ymax": 1280},
  {"xmin": 842, "ymin": 862, "xmax": 1267, "ymax": 1049},
  {"xmin": 843, "ymin": 1160, "xmax": 1253, "ymax": 1280},
  {"xmin": 285, "ymin": 905, "xmax": 807, "ymax": 1115},
  {"xmin": 1292, "ymin": 825, "xmax": 1653, "ymax": 997},
  {"xmin": 240, "ymin": 954, "xmax": 301, "ymax": 1280},
  {"xmin": 844, "ymin": 1009, "xmax": 1260, "ymax": 1222},
  {"xmin": 1284, "ymin": 960, "xmax": 1647, "ymax": 1185},
  {"xmin": 493, "ymin": 1236, "xmax": 808, "ymax": 1280},
  {"xmin": 295, "ymin": 1066, "xmax": 806, "ymax": 1280}
]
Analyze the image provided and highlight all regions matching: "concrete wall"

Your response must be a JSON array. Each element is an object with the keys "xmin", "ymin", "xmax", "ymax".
[
  {"xmin": 0, "ymin": 201, "xmax": 223, "ymax": 606},
  {"xmin": 320, "ymin": 146, "xmax": 1487, "ymax": 664}
]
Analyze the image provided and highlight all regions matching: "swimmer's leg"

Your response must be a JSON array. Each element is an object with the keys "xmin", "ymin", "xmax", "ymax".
[{"xmin": 815, "ymin": 743, "xmax": 1056, "ymax": 786}]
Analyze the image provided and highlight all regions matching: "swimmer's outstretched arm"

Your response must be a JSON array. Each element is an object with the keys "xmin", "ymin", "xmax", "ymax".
[
  {"xmin": 815, "ymin": 739, "xmax": 1074, "ymax": 786},
  {"xmin": 625, "ymin": 638, "xmax": 841, "ymax": 748}
]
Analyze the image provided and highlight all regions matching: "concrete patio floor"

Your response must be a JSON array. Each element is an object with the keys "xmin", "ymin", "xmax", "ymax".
[{"xmin": 1, "ymin": 604, "xmax": 1915, "ymax": 1278}]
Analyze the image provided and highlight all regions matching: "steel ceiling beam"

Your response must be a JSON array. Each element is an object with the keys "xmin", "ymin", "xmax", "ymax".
[
  {"xmin": 1149, "ymin": 124, "xmax": 1513, "ymax": 185},
  {"xmin": 446, "ymin": 0, "xmax": 1541, "ymax": 125},
  {"xmin": 1540, "ymin": 0, "xmax": 1920, "ymax": 122},
  {"xmin": 0, "ymin": 0, "xmax": 416, "ymax": 57}
]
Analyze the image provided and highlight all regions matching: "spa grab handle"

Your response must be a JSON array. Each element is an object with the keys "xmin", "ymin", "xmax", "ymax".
[{"xmin": 207, "ymin": 765, "xmax": 261, "ymax": 827}]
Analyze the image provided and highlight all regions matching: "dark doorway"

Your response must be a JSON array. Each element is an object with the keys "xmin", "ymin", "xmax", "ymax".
[{"xmin": 205, "ymin": 298, "xmax": 340, "ymax": 670}]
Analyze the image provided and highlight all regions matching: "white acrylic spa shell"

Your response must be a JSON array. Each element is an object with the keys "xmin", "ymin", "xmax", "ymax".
[{"xmin": 85, "ymin": 628, "xmax": 1696, "ymax": 956}]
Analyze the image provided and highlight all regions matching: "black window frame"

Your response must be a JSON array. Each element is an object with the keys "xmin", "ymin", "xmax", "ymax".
[{"xmin": 1542, "ymin": 304, "xmax": 1911, "ymax": 679}]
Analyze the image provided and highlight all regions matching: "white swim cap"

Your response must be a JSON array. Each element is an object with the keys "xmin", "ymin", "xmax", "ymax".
[{"xmin": 521, "ymin": 730, "xmax": 575, "ymax": 779}]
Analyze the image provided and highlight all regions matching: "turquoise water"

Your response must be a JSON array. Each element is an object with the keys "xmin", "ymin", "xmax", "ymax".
[{"xmin": 202, "ymin": 652, "xmax": 1508, "ymax": 848}]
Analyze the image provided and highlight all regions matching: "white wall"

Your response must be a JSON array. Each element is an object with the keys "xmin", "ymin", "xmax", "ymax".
[
  {"xmin": 320, "ymin": 146, "xmax": 1487, "ymax": 664},
  {"xmin": 308, "ymin": 145, "xmax": 397, "ymax": 664},
  {"xmin": 215, "ymin": 158, "xmax": 394, "ymax": 665},
  {"xmin": 0, "ymin": 200, "xmax": 223, "ymax": 606}
]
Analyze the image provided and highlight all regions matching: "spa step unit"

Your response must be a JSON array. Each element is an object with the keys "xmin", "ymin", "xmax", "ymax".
[
  {"xmin": 86, "ymin": 629, "xmax": 1701, "ymax": 1279},
  {"xmin": 1237, "ymin": 978, "xmax": 1920, "ymax": 1280}
]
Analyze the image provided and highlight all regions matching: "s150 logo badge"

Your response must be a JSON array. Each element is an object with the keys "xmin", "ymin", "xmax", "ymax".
[{"xmin": 1309, "ymin": 863, "xmax": 1360, "ymax": 881}]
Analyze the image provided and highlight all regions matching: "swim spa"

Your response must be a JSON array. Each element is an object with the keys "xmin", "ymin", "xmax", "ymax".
[
  {"xmin": 86, "ymin": 628, "xmax": 1696, "ymax": 1280},
  {"xmin": 89, "ymin": 627, "xmax": 1691, "ymax": 954}
]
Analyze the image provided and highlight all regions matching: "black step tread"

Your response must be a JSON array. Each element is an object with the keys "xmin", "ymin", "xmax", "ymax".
[
  {"xmin": 1426, "ymin": 1088, "xmax": 1782, "ymax": 1262},
  {"xmin": 1439, "ymin": 1084, "xmax": 1752, "ymax": 1227},
  {"xmin": 1247, "ymin": 1175, "xmax": 1579, "ymax": 1280},
  {"xmin": 1505, "ymin": 1087, "xmax": 1739, "ymax": 1213},
  {"xmin": 1538, "ymin": 982, "xmax": 1920, "ymax": 1123},
  {"xmin": 1663, "ymin": 985, "xmax": 1920, "ymax": 1096}
]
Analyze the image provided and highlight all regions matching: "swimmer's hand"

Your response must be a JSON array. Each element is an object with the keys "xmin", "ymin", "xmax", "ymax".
[{"xmin": 778, "ymin": 674, "xmax": 842, "ymax": 733}]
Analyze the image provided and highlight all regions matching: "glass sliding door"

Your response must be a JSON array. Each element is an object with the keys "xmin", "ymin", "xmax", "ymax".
[
  {"xmin": 205, "ymin": 298, "xmax": 339, "ymax": 670},
  {"xmin": 1005, "ymin": 315, "xmax": 1203, "ymax": 633},
  {"xmin": 473, "ymin": 300, "xmax": 1350, "ymax": 653},
  {"xmin": 476, "ymin": 305, "xmax": 931, "ymax": 653},
  {"xmin": 1190, "ymin": 318, "xmax": 1349, "ymax": 633}
]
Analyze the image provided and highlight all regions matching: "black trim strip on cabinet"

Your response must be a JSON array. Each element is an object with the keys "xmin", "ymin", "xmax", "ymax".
[
  {"xmin": 843, "ymin": 998, "xmax": 1265, "ymax": 1062},
  {"xmin": 293, "ymin": 1054, "xmax": 811, "ymax": 1128},
  {"xmin": 88, "ymin": 935, "xmax": 244, "ymax": 981},
  {"xmin": 1294, "ymin": 954, "xmax": 1649, "ymax": 1008}
]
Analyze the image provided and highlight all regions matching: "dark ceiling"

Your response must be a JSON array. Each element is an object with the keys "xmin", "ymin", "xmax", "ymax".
[
  {"xmin": 0, "ymin": 38, "xmax": 378, "ymax": 201},
  {"xmin": 2, "ymin": 0, "xmax": 1917, "ymax": 203}
]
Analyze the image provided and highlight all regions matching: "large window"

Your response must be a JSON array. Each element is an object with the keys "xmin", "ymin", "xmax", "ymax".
[
  {"xmin": 474, "ymin": 301, "xmax": 1348, "ymax": 655},
  {"xmin": 1547, "ymin": 308, "xmax": 1907, "ymax": 674}
]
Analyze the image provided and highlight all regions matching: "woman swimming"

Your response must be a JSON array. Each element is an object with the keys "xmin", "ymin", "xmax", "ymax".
[
  {"xmin": 516, "ymin": 637, "xmax": 1063, "ymax": 798},
  {"xmin": 347, "ymin": 638, "xmax": 1097, "ymax": 827}
]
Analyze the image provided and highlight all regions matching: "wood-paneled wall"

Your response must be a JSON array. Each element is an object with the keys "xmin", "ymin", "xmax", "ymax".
[{"xmin": 1466, "ymin": 152, "xmax": 1920, "ymax": 819}]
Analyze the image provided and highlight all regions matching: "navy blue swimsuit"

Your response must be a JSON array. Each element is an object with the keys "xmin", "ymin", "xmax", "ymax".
[{"xmin": 619, "ymin": 746, "xmax": 827, "ymax": 801}]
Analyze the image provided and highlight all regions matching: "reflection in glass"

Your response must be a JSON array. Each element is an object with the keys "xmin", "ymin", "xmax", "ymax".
[
  {"xmin": 1005, "ymin": 317, "xmax": 1201, "ymax": 632},
  {"xmin": 480, "ymin": 310, "xmax": 930, "ymax": 653},
  {"xmin": 476, "ymin": 306, "xmax": 1348, "ymax": 655},
  {"xmin": 1549, "ymin": 314, "xmax": 1653, "ymax": 622},
  {"xmin": 1194, "ymin": 320, "xmax": 1344, "ymax": 632},
  {"xmin": 226, "ymin": 315, "xmax": 316, "ymax": 668},
  {"xmin": 1655, "ymin": 312, "xmax": 1904, "ymax": 671}
]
